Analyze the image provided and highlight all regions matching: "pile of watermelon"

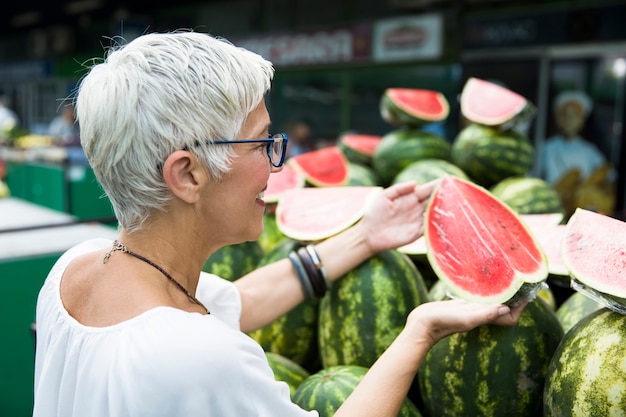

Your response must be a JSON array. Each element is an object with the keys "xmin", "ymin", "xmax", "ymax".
[{"xmin": 201, "ymin": 82, "xmax": 626, "ymax": 415}]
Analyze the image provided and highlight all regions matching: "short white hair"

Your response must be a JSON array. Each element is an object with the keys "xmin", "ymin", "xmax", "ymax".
[
  {"xmin": 553, "ymin": 90, "xmax": 593, "ymax": 116},
  {"xmin": 76, "ymin": 31, "xmax": 274, "ymax": 232}
]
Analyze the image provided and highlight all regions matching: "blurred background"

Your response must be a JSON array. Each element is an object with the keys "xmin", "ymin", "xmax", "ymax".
[{"xmin": 1, "ymin": 0, "xmax": 626, "ymax": 415}]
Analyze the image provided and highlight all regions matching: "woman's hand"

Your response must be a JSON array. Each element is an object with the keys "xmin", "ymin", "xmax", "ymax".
[
  {"xmin": 405, "ymin": 299, "xmax": 528, "ymax": 349},
  {"xmin": 357, "ymin": 180, "xmax": 438, "ymax": 253}
]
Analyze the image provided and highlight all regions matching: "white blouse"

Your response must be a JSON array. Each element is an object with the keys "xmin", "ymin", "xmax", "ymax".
[{"xmin": 33, "ymin": 238, "xmax": 316, "ymax": 417}]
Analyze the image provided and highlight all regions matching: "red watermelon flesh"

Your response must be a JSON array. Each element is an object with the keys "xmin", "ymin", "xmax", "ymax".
[
  {"xmin": 460, "ymin": 77, "xmax": 532, "ymax": 127},
  {"xmin": 340, "ymin": 134, "xmax": 382, "ymax": 157},
  {"xmin": 387, "ymin": 88, "xmax": 449, "ymax": 121},
  {"xmin": 425, "ymin": 176, "xmax": 548, "ymax": 304},
  {"xmin": 263, "ymin": 164, "xmax": 305, "ymax": 204},
  {"xmin": 288, "ymin": 146, "xmax": 349, "ymax": 187},
  {"xmin": 276, "ymin": 186, "xmax": 382, "ymax": 242},
  {"xmin": 562, "ymin": 208, "xmax": 626, "ymax": 299}
]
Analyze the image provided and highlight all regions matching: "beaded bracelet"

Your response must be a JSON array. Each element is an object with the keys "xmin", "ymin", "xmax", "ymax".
[
  {"xmin": 297, "ymin": 246, "xmax": 327, "ymax": 298},
  {"xmin": 288, "ymin": 250, "xmax": 315, "ymax": 299}
]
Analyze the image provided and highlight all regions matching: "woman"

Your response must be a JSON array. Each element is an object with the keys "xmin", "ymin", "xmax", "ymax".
[{"xmin": 33, "ymin": 31, "xmax": 525, "ymax": 417}]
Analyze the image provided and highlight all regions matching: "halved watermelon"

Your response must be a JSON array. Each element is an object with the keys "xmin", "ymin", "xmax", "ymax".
[
  {"xmin": 425, "ymin": 176, "xmax": 548, "ymax": 305},
  {"xmin": 264, "ymin": 164, "xmax": 306, "ymax": 203},
  {"xmin": 337, "ymin": 133, "xmax": 382, "ymax": 166},
  {"xmin": 288, "ymin": 146, "xmax": 349, "ymax": 187},
  {"xmin": 380, "ymin": 88, "xmax": 449, "ymax": 128},
  {"xmin": 275, "ymin": 186, "xmax": 382, "ymax": 242},
  {"xmin": 562, "ymin": 208, "xmax": 626, "ymax": 310},
  {"xmin": 460, "ymin": 77, "xmax": 536, "ymax": 129}
]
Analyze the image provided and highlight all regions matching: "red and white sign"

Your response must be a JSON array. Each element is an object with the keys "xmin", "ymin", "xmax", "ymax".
[
  {"xmin": 372, "ymin": 14, "xmax": 443, "ymax": 62},
  {"xmin": 234, "ymin": 25, "xmax": 371, "ymax": 67}
]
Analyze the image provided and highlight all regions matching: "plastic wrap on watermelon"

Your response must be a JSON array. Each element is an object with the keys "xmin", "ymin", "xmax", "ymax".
[{"xmin": 571, "ymin": 278, "xmax": 626, "ymax": 315}]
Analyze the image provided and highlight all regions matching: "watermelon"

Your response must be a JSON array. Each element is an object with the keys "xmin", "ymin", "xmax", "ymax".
[
  {"xmin": 460, "ymin": 77, "xmax": 536, "ymax": 130},
  {"xmin": 373, "ymin": 129, "xmax": 452, "ymax": 185},
  {"xmin": 451, "ymin": 123, "xmax": 535, "ymax": 188},
  {"xmin": 555, "ymin": 291, "xmax": 604, "ymax": 334},
  {"xmin": 265, "ymin": 352, "xmax": 310, "ymax": 399},
  {"xmin": 338, "ymin": 133, "xmax": 382, "ymax": 166},
  {"xmin": 544, "ymin": 308, "xmax": 626, "ymax": 416},
  {"xmin": 248, "ymin": 239, "xmax": 321, "ymax": 370},
  {"xmin": 419, "ymin": 298, "xmax": 563, "ymax": 417},
  {"xmin": 256, "ymin": 212, "xmax": 286, "ymax": 253},
  {"xmin": 425, "ymin": 176, "xmax": 548, "ymax": 305},
  {"xmin": 392, "ymin": 158, "xmax": 469, "ymax": 186},
  {"xmin": 293, "ymin": 365, "xmax": 422, "ymax": 417},
  {"xmin": 346, "ymin": 162, "xmax": 381, "ymax": 186},
  {"xmin": 275, "ymin": 186, "xmax": 382, "ymax": 242},
  {"xmin": 490, "ymin": 176, "xmax": 564, "ymax": 215},
  {"xmin": 201, "ymin": 240, "xmax": 264, "ymax": 281},
  {"xmin": 318, "ymin": 249, "xmax": 429, "ymax": 368},
  {"xmin": 562, "ymin": 208, "xmax": 626, "ymax": 311},
  {"xmin": 263, "ymin": 163, "xmax": 305, "ymax": 203},
  {"xmin": 288, "ymin": 146, "xmax": 349, "ymax": 187},
  {"xmin": 380, "ymin": 88, "xmax": 449, "ymax": 128}
]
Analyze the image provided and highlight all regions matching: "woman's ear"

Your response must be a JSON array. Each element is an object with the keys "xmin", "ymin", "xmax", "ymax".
[{"xmin": 161, "ymin": 150, "xmax": 205, "ymax": 204}]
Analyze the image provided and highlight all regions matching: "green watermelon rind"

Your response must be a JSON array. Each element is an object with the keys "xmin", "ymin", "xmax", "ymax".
[
  {"xmin": 451, "ymin": 123, "xmax": 535, "ymax": 188},
  {"xmin": 420, "ymin": 298, "xmax": 563, "ymax": 417},
  {"xmin": 460, "ymin": 77, "xmax": 537, "ymax": 130},
  {"xmin": 318, "ymin": 250, "xmax": 429, "ymax": 369},
  {"xmin": 555, "ymin": 290, "xmax": 604, "ymax": 334},
  {"xmin": 425, "ymin": 176, "xmax": 548, "ymax": 305},
  {"xmin": 373, "ymin": 129, "xmax": 452, "ymax": 185},
  {"xmin": 380, "ymin": 88, "xmax": 450, "ymax": 128},
  {"xmin": 490, "ymin": 176, "xmax": 564, "ymax": 215},
  {"xmin": 265, "ymin": 352, "xmax": 310, "ymax": 399},
  {"xmin": 392, "ymin": 158, "xmax": 469, "ymax": 186},
  {"xmin": 293, "ymin": 365, "xmax": 423, "ymax": 417},
  {"xmin": 543, "ymin": 308, "xmax": 626, "ymax": 416},
  {"xmin": 338, "ymin": 134, "xmax": 382, "ymax": 166}
]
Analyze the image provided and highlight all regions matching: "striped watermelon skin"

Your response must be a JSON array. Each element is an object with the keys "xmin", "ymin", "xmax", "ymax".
[
  {"xmin": 318, "ymin": 249, "xmax": 429, "ymax": 368},
  {"xmin": 544, "ymin": 308, "xmax": 626, "ymax": 416},
  {"xmin": 490, "ymin": 176, "xmax": 564, "ymax": 215},
  {"xmin": 201, "ymin": 240, "xmax": 264, "ymax": 281},
  {"xmin": 418, "ymin": 298, "xmax": 564, "ymax": 417},
  {"xmin": 346, "ymin": 162, "xmax": 382, "ymax": 187},
  {"xmin": 373, "ymin": 129, "xmax": 452, "ymax": 186},
  {"xmin": 555, "ymin": 291, "xmax": 604, "ymax": 334},
  {"xmin": 392, "ymin": 158, "xmax": 469, "ymax": 186},
  {"xmin": 293, "ymin": 365, "xmax": 422, "ymax": 417},
  {"xmin": 248, "ymin": 239, "xmax": 321, "ymax": 371},
  {"xmin": 451, "ymin": 123, "xmax": 534, "ymax": 188},
  {"xmin": 380, "ymin": 88, "xmax": 449, "ymax": 128},
  {"xmin": 265, "ymin": 352, "xmax": 310, "ymax": 399}
]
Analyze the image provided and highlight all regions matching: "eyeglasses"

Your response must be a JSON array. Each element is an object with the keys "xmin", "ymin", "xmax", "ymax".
[{"xmin": 207, "ymin": 132, "xmax": 288, "ymax": 168}]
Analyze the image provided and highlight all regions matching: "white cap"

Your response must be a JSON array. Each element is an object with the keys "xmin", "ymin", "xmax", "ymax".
[{"xmin": 553, "ymin": 90, "xmax": 593, "ymax": 116}]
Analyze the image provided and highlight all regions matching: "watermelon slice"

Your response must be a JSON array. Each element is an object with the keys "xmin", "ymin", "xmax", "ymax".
[
  {"xmin": 519, "ymin": 213, "xmax": 568, "ymax": 277},
  {"xmin": 288, "ymin": 146, "xmax": 349, "ymax": 187},
  {"xmin": 263, "ymin": 164, "xmax": 306, "ymax": 204},
  {"xmin": 275, "ymin": 186, "xmax": 382, "ymax": 242},
  {"xmin": 460, "ymin": 77, "xmax": 536, "ymax": 129},
  {"xmin": 425, "ymin": 176, "xmax": 548, "ymax": 305},
  {"xmin": 380, "ymin": 88, "xmax": 449, "ymax": 128},
  {"xmin": 338, "ymin": 133, "xmax": 382, "ymax": 166},
  {"xmin": 562, "ymin": 208, "xmax": 626, "ymax": 312}
]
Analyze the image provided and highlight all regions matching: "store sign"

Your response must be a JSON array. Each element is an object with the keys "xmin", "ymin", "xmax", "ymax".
[
  {"xmin": 372, "ymin": 14, "xmax": 442, "ymax": 62},
  {"xmin": 234, "ymin": 25, "xmax": 371, "ymax": 67}
]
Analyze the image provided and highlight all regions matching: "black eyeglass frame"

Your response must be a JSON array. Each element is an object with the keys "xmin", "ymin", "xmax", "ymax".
[{"xmin": 200, "ymin": 132, "xmax": 288, "ymax": 168}]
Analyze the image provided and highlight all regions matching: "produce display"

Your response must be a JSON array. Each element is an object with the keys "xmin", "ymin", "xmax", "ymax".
[
  {"xmin": 201, "ymin": 84, "xmax": 626, "ymax": 416},
  {"xmin": 293, "ymin": 365, "xmax": 422, "ymax": 417}
]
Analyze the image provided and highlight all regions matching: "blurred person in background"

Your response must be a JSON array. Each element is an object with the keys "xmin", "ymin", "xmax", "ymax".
[
  {"xmin": 535, "ymin": 90, "xmax": 616, "ymax": 217},
  {"xmin": 284, "ymin": 119, "xmax": 315, "ymax": 158},
  {"xmin": 48, "ymin": 104, "xmax": 79, "ymax": 146}
]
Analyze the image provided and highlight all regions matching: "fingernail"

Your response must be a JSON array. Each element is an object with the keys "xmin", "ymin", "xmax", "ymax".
[{"xmin": 498, "ymin": 306, "xmax": 511, "ymax": 315}]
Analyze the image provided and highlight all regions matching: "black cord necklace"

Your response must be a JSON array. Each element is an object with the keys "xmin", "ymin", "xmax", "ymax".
[{"xmin": 103, "ymin": 240, "xmax": 210, "ymax": 314}]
